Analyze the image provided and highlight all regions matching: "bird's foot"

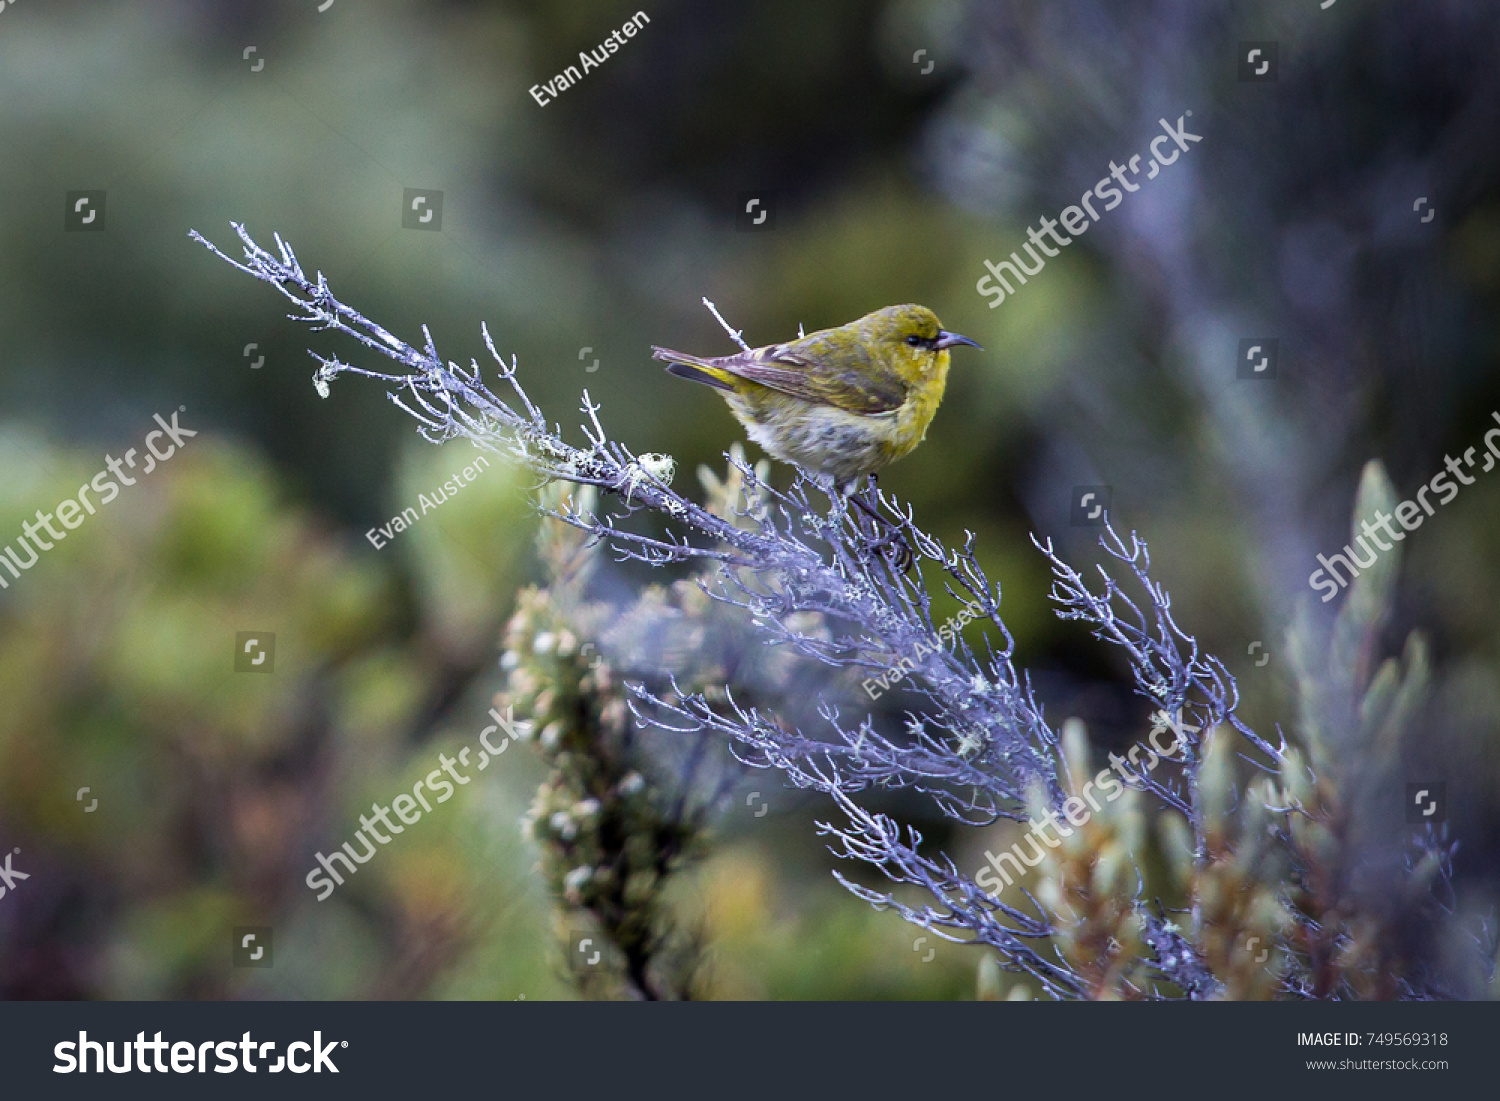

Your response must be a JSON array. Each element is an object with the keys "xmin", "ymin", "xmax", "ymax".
[{"xmin": 848, "ymin": 482, "xmax": 914, "ymax": 572}]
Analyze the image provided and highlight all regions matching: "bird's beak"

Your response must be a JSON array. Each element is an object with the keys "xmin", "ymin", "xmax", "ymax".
[{"xmin": 935, "ymin": 330, "xmax": 982, "ymax": 351}]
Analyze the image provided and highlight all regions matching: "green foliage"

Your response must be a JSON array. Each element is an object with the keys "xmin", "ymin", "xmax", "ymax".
[{"xmin": 0, "ymin": 433, "xmax": 550, "ymax": 998}]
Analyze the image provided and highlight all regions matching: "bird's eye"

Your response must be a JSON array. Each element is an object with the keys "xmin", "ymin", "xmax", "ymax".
[{"xmin": 906, "ymin": 335, "xmax": 926, "ymax": 347}]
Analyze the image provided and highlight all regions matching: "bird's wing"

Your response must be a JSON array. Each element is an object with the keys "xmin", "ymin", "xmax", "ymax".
[{"xmin": 711, "ymin": 338, "xmax": 907, "ymax": 415}]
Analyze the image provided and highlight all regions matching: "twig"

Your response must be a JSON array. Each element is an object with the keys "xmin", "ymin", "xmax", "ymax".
[{"xmin": 701, "ymin": 296, "xmax": 754, "ymax": 353}]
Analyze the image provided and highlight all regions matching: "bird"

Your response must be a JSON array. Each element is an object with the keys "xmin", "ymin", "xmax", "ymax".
[{"xmin": 651, "ymin": 304, "xmax": 980, "ymax": 489}]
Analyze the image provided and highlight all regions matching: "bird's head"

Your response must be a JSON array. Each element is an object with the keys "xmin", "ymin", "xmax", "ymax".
[{"xmin": 863, "ymin": 304, "xmax": 981, "ymax": 384}]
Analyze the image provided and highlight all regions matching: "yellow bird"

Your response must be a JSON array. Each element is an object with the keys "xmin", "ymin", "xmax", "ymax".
[{"xmin": 652, "ymin": 304, "xmax": 980, "ymax": 488}]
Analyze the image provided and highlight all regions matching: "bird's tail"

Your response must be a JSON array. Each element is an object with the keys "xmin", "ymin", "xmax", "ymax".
[{"xmin": 651, "ymin": 346, "xmax": 737, "ymax": 392}]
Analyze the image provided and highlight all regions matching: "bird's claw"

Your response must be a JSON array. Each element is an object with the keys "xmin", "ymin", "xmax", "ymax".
[{"xmin": 867, "ymin": 529, "xmax": 915, "ymax": 572}]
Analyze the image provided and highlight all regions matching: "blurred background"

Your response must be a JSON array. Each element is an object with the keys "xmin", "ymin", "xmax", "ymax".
[{"xmin": 0, "ymin": 0, "xmax": 1498, "ymax": 999}]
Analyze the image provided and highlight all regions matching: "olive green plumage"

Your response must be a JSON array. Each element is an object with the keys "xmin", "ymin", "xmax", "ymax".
[{"xmin": 651, "ymin": 304, "xmax": 980, "ymax": 487}]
